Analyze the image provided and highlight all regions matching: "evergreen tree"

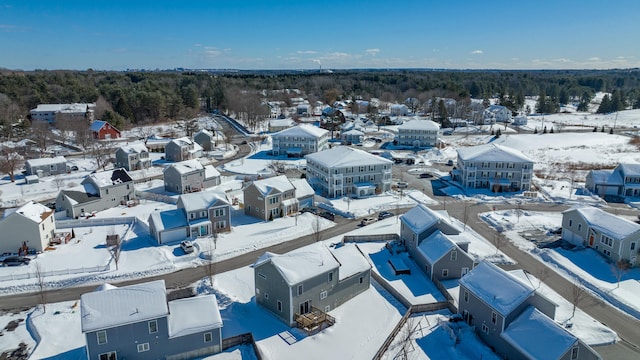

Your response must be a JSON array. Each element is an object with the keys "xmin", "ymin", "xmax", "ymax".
[
  {"xmin": 543, "ymin": 126, "xmax": 547, "ymax": 134},
  {"xmin": 559, "ymin": 88, "xmax": 569, "ymax": 105},
  {"xmin": 597, "ymin": 94, "xmax": 612, "ymax": 114},
  {"xmin": 593, "ymin": 126, "xmax": 598, "ymax": 132},
  {"xmin": 610, "ymin": 128, "xmax": 614, "ymax": 134}
]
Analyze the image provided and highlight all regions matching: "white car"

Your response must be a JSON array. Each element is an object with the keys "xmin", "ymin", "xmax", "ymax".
[
  {"xmin": 180, "ymin": 240, "xmax": 194, "ymax": 254},
  {"xmin": 396, "ymin": 181, "xmax": 408, "ymax": 188},
  {"xmin": 360, "ymin": 217, "xmax": 378, "ymax": 226}
]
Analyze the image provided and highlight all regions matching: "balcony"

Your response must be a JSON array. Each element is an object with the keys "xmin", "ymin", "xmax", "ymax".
[{"xmin": 294, "ymin": 306, "xmax": 336, "ymax": 335}]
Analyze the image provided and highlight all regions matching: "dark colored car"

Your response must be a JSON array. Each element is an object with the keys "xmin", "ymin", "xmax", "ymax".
[
  {"xmin": 2, "ymin": 256, "xmax": 30, "ymax": 266},
  {"xmin": 301, "ymin": 207, "xmax": 319, "ymax": 215},
  {"xmin": 419, "ymin": 173, "xmax": 433, "ymax": 179},
  {"xmin": 319, "ymin": 211, "xmax": 335, "ymax": 221},
  {"xmin": 378, "ymin": 211, "xmax": 394, "ymax": 220}
]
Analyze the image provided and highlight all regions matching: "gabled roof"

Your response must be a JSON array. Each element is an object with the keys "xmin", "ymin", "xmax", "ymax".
[
  {"xmin": 85, "ymin": 168, "xmax": 133, "ymax": 188},
  {"xmin": 457, "ymin": 143, "xmax": 533, "ymax": 163},
  {"xmin": 501, "ymin": 306, "xmax": 577, "ymax": 360},
  {"xmin": 89, "ymin": 120, "xmax": 117, "ymax": 132},
  {"xmin": 400, "ymin": 204, "xmax": 457, "ymax": 235},
  {"xmin": 164, "ymin": 159, "xmax": 204, "ymax": 175},
  {"xmin": 564, "ymin": 206, "xmax": 640, "ymax": 239},
  {"xmin": 194, "ymin": 129, "xmax": 213, "ymax": 138},
  {"xmin": 397, "ymin": 120, "xmax": 439, "ymax": 131},
  {"xmin": 458, "ymin": 262, "xmax": 535, "ymax": 316},
  {"xmin": 81, "ymin": 280, "xmax": 169, "ymax": 333},
  {"xmin": 305, "ymin": 146, "xmax": 393, "ymax": 168},
  {"xmin": 588, "ymin": 169, "xmax": 621, "ymax": 185},
  {"xmin": 250, "ymin": 175, "xmax": 294, "ymax": 196},
  {"xmin": 4, "ymin": 201, "xmax": 52, "ymax": 223},
  {"xmin": 118, "ymin": 142, "xmax": 148, "ymax": 154},
  {"xmin": 269, "ymin": 118, "xmax": 296, "ymax": 127},
  {"xmin": 272, "ymin": 124, "xmax": 328, "ymax": 138},
  {"xmin": 177, "ymin": 190, "xmax": 229, "ymax": 213},
  {"xmin": 167, "ymin": 295, "xmax": 222, "ymax": 338},
  {"xmin": 342, "ymin": 129, "xmax": 364, "ymax": 136},
  {"xmin": 290, "ymin": 178, "xmax": 314, "ymax": 198},
  {"xmin": 26, "ymin": 156, "xmax": 66, "ymax": 167},
  {"xmin": 59, "ymin": 187, "xmax": 100, "ymax": 205},
  {"xmin": 616, "ymin": 163, "xmax": 640, "ymax": 177},
  {"xmin": 169, "ymin": 136, "xmax": 196, "ymax": 147},
  {"xmin": 417, "ymin": 231, "xmax": 457, "ymax": 264},
  {"xmin": 204, "ymin": 165, "xmax": 220, "ymax": 179},
  {"xmin": 149, "ymin": 209, "xmax": 188, "ymax": 232},
  {"xmin": 254, "ymin": 242, "xmax": 340, "ymax": 286},
  {"xmin": 331, "ymin": 244, "xmax": 371, "ymax": 281}
]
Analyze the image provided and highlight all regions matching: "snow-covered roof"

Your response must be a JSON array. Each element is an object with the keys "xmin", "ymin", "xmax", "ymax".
[
  {"xmin": 272, "ymin": 124, "xmax": 328, "ymax": 138},
  {"xmin": 165, "ymin": 159, "xmax": 204, "ymax": 175},
  {"xmin": 26, "ymin": 156, "xmax": 66, "ymax": 167},
  {"xmin": 251, "ymin": 175, "xmax": 294, "ymax": 196},
  {"xmin": 149, "ymin": 209, "xmax": 188, "ymax": 232},
  {"xmin": 254, "ymin": 242, "xmax": 340, "ymax": 285},
  {"xmin": 458, "ymin": 262, "xmax": 535, "ymax": 316},
  {"xmin": 501, "ymin": 306, "xmax": 577, "ymax": 360},
  {"xmin": 86, "ymin": 168, "xmax": 132, "ymax": 188},
  {"xmin": 178, "ymin": 190, "xmax": 228, "ymax": 213},
  {"xmin": 81, "ymin": 280, "xmax": 169, "ymax": 333},
  {"xmin": 204, "ymin": 165, "xmax": 220, "ymax": 179},
  {"xmin": 194, "ymin": 129, "xmax": 213, "ymax": 137},
  {"xmin": 269, "ymin": 118, "xmax": 296, "ymax": 127},
  {"xmin": 305, "ymin": 146, "xmax": 393, "ymax": 168},
  {"xmin": 400, "ymin": 204, "xmax": 456, "ymax": 235},
  {"xmin": 89, "ymin": 120, "xmax": 108, "ymax": 132},
  {"xmin": 457, "ymin": 143, "xmax": 533, "ymax": 163},
  {"xmin": 417, "ymin": 231, "xmax": 456, "ymax": 264},
  {"xmin": 567, "ymin": 207, "xmax": 640, "ymax": 239},
  {"xmin": 31, "ymin": 103, "xmax": 93, "ymax": 112},
  {"xmin": 6, "ymin": 201, "xmax": 52, "ymax": 223},
  {"xmin": 331, "ymin": 244, "xmax": 371, "ymax": 281},
  {"xmin": 342, "ymin": 129, "xmax": 364, "ymax": 136},
  {"xmin": 290, "ymin": 178, "xmax": 314, "ymax": 198},
  {"xmin": 118, "ymin": 142, "xmax": 148, "ymax": 154},
  {"xmin": 397, "ymin": 120, "xmax": 439, "ymax": 131},
  {"xmin": 617, "ymin": 163, "xmax": 640, "ymax": 177},
  {"xmin": 167, "ymin": 295, "xmax": 222, "ymax": 338},
  {"xmin": 588, "ymin": 169, "xmax": 621, "ymax": 185},
  {"xmin": 170, "ymin": 136, "xmax": 196, "ymax": 146}
]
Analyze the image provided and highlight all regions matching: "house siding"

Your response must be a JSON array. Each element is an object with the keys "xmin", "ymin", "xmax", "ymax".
[
  {"xmin": 456, "ymin": 155, "xmax": 533, "ymax": 192},
  {"xmin": 164, "ymin": 167, "xmax": 206, "ymax": 194},
  {"xmin": 85, "ymin": 317, "xmax": 170, "ymax": 360},
  {"xmin": 25, "ymin": 160, "xmax": 67, "ymax": 177},
  {"xmin": 306, "ymin": 159, "xmax": 392, "ymax": 199},
  {"xmin": 255, "ymin": 261, "xmax": 293, "ymax": 325},
  {"xmin": 0, "ymin": 211, "xmax": 55, "ymax": 254},
  {"xmin": 115, "ymin": 148, "xmax": 151, "ymax": 171},
  {"xmin": 194, "ymin": 132, "xmax": 214, "ymax": 151}
]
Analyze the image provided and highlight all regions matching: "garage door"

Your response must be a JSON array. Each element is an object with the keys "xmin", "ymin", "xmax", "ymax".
[{"xmin": 159, "ymin": 227, "xmax": 188, "ymax": 244}]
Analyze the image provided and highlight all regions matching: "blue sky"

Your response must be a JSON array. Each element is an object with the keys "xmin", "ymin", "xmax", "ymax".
[{"xmin": 1, "ymin": 0, "xmax": 639, "ymax": 70}]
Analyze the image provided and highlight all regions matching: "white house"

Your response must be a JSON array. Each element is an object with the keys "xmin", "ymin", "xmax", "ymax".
[
  {"xmin": 25, "ymin": 156, "xmax": 67, "ymax": 177},
  {"xmin": 270, "ymin": 124, "xmax": 329, "ymax": 157},
  {"xmin": 483, "ymin": 105, "xmax": 512, "ymax": 123},
  {"xmin": 340, "ymin": 129, "xmax": 364, "ymax": 145},
  {"xmin": 30, "ymin": 103, "xmax": 94, "ymax": 124},
  {"xmin": 396, "ymin": 120, "xmax": 439, "ymax": 147},
  {"xmin": 390, "ymin": 103, "xmax": 409, "ymax": 116},
  {"xmin": 454, "ymin": 143, "xmax": 534, "ymax": 192},
  {"xmin": 0, "ymin": 201, "xmax": 56, "ymax": 254},
  {"xmin": 305, "ymin": 146, "xmax": 393, "ymax": 198},
  {"xmin": 268, "ymin": 118, "xmax": 297, "ymax": 133}
]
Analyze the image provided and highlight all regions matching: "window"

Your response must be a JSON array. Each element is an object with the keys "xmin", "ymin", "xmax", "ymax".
[
  {"xmin": 277, "ymin": 300, "xmax": 282, "ymax": 312},
  {"xmin": 569, "ymin": 220, "xmax": 573, "ymax": 227},
  {"xmin": 632, "ymin": 242, "xmax": 636, "ymax": 251},
  {"xmin": 571, "ymin": 346, "xmax": 579, "ymax": 359},
  {"xmin": 464, "ymin": 291, "xmax": 469, "ymax": 302},
  {"xmin": 325, "ymin": 305, "xmax": 331, "ymax": 312},
  {"xmin": 137, "ymin": 343, "xmax": 150, "ymax": 352},
  {"xmin": 264, "ymin": 292, "xmax": 269, "ymax": 299},
  {"xmin": 215, "ymin": 220, "xmax": 226, "ymax": 229},
  {"xmin": 491, "ymin": 312, "xmax": 497, "ymax": 324},
  {"xmin": 451, "ymin": 251, "xmax": 457, "ymax": 261},
  {"xmin": 148, "ymin": 320, "xmax": 158, "ymax": 334},
  {"xmin": 258, "ymin": 272, "xmax": 267, "ymax": 280},
  {"xmin": 96, "ymin": 330, "xmax": 107, "ymax": 345},
  {"xmin": 482, "ymin": 324, "xmax": 489, "ymax": 334},
  {"xmin": 359, "ymin": 276, "xmax": 364, "ymax": 284},
  {"xmin": 297, "ymin": 285, "xmax": 303, "ymax": 296},
  {"xmin": 320, "ymin": 291, "xmax": 327, "ymax": 300},
  {"xmin": 328, "ymin": 272, "xmax": 333, "ymax": 283},
  {"xmin": 442, "ymin": 269, "xmax": 448, "ymax": 277},
  {"xmin": 214, "ymin": 208, "xmax": 225, "ymax": 217},
  {"xmin": 99, "ymin": 352, "xmax": 116, "ymax": 360},
  {"xmin": 204, "ymin": 332, "xmax": 213, "ymax": 343}
]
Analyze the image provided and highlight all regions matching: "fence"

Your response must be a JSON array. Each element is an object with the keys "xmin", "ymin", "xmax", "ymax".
[
  {"xmin": 0, "ymin": 265, "xmax": 110, "ymax": 282},
  {"xmin": 55, "ymin": 216, "xmax": 139, "ymax": 229},
  {"xmin": 343, "ymin": 233, "xmax": 399, "ymax": 243},
  {"xmin": 135, "ymin": 190, "xmax": 178, "ymax": 205}
]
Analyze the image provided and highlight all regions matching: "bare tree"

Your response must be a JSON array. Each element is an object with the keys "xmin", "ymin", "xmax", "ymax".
[
  {"xmin": 395, "ymin": 317, "xmax": 417, "ymax": 359},
  {"xmin": 136, "ymin": 125, "xmax": 156, "ymax": 145},
  {"xmin": 89, "ymin": 139, "xmax": 113, "ymax": 170},
  {"xmin": 204, "ymin": 230, "xmax": 219, "ymax": 288},
  {"xmin": 312, "ymin": 215, "xmax": 322, "ymax": 242},
  {"xmin": 75, "ymin": 123, "xmax": 93, "ymax": 156},
  {"xmin": 492, "ymin": 230, "xmax": 505, "ymax": 255},
  {"xmin": 0, "ymin": 93, "xmax": 22, "ymax": 140},
  {"xmin": 535, "ymin": 267, "xmax": 550, "ymax": 290},
  {"xmin": 462, "ymin": 201, "xmax": 471, "ymax": 230},
  {"xmin": 174, "ymin": 109, "xmax": 199, "ymax": 138},
  {"xmin": 0, "ymin": 148, "xmax": 24, "ymax": 182},
  {"xmin": 268, "ymin": 160, "xmax": 286, "ymax": 175},
  {"xmin": 55, "ymin": 117, "xmax": 76, "ymax": 145},
  {"xmin": 569, "ymin": 279, "xmax": 589, "ymax": 320},
  {"xmin": 515, "ymin": 202, "xmax": 524, "ymax": 223},
  {"xmin": 53, "ymin": 175, "xmax": 65, "ymax": 190},
  {"xmin": 34, "ymin": 262, "xmax": 47, "ymax": 313},
  {"xmin": 611, "ymin": 259, "xmax": 631, "ymax": 289},
  {"xmin": 31, "ymin": 121, "xmax": 51, "ymax": 155}
]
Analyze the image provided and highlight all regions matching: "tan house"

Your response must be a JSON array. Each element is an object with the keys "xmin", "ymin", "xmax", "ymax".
[
  {"xmin": 0, "ymin": 201, "xmax": 56, "ymax": 254},
  {"xmin": 243, "ymin": 175, "xmax": 300, "ymax": 221}
]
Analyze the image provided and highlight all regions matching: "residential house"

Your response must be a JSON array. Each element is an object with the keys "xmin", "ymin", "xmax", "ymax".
[
  {"xmin": 165, "ymin": 137, "xmax": 203, "ymax": 162},
  {"xmin": 194, "ymin": 129, "xmax": 216, "ymax": 151},
  {"xmin": 243, "ymin": 175, "xmax": 300, "ymax": 221},
  {"xmin": 115, "ymin": 143, "xmax": 151, "ymax": 171},
  {"xmin": 341, "ymin": 129, "xmax": 364, "ymax": 145},
  {"xmin": 56, "ymin": 168, "xmax": 135, "ymax": 218},
  {"xmin": 395, "ymin": 120, "xmax": 439, "ymax": 148},
  {"xmin": 305, "ymin": 146, "xmax": 393, "ymax": 198},
  {"xmin": 297, "ymin": 103, "xmax": 311, "ymax": 116},
  {"xmin": 25, "ymin": 156, "xmax": 67, "ymax": 177},
  {"xmin": 390, "ymin": 103, "xmax": 410, "ymax": 116},
  {"xmin": 81, "ymin": 280, "xmax": 223, "ymax": 360},
  {"xmin": 90, "ymin": 120, "xmax": 121, "ymax": 140},
  {"xmin": 290, "ymin": 178, "xmax": 315, "ymax": 209},
  {"xmin": 458, "ymin": 262, "xmax": 600, "ymax": 360},
  {"xmin": 254, "ymin": 242, "xmax": 371, "ymax": 327},
  {"xmin": 400, "ymin": 204, "xmax": 474, "ymax": 281},
  {"xmin": 562, "ymin": 207, "xmax": 640, "ymax": 266},
  {"xmin": 148, "ymin": 209, "xmax": 189, "ymax": 244},
  {"xmin": 177, "ymin": 190, "xmax": 231, "ymax": 236},
  {"xmin": 163, "ymin": 160, "xmax": 220, "ymax": 194},
  {"xmin": 454, "ymin": 143, "xmax": 534, "ymax": 192},
  {"xmin": 270, "ymin": 124, "xmax": 329, "ymax": 157},
  {"xmin": 585, "ymin": 163, "xmax": 640, "ymax": 197},
  {"xmin": 512, "ymin": 115, "xmax": 528, "ymax": 126},
  {"xmin": 30, "ymin": 103, "xmax": 94, "ymax": 124},
  {"xmin": 268, "ymin": 118, "xmax": 297, "ymax": 133},
  {"xmin": 483, "ymin": 105, "xmax": 512, "ymax": 123},
  {"xmin": 0, "ymin": 201, "xmax": 55, "ymax": 254}
]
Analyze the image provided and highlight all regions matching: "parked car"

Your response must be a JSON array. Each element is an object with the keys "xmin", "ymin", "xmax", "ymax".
[
  {"xmin": 70, "ymin": 165, "xmax": 79, "ymax": 171},
  {"xmin": 419, "ymin": 173, "xmax": 433, "ymax": 179},
  {"xmin": 301, "ymin": 207, "xmax": 319, "ymax": 215},
  {"xmin": 446, "ymin": 159, "xmax": 454, "ymax": 166},
  {"xmin": 396, "ymin": 182, "xmax": 408, "ymax": 188},
  {"xmin": 2, "ymin": 256, "xmax": 30, "ymax": 267},
  {"xmin": 378, "ymin": 211, "xmax": 394, "ymax": 220},
  {"xmin": 319, "ymin": 211, "xmax": 335, "ymax": 221},
  {"xmin": 360, "ymin": 217, "xmax": 378, "ymax": 226},
  {"xmin": 180, "ymin": 240, "xmax": 194, "ymax": 254}
]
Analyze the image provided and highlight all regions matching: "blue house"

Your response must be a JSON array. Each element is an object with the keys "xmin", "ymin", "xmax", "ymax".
[{"xmin": 81, "ymin": 280, "xmax": 223, "ymax": 360}]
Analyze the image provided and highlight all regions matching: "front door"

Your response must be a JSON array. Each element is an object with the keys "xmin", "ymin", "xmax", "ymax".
[
  {"xmin": 299, "ymin": 300, "xmax": 311, "ymax": 315},
  {"xmin": 589, "ymin": 231, "xmax": 595, "ymax": 247}
]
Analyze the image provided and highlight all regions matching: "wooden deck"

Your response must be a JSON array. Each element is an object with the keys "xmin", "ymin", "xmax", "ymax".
[{"xmin": 294, "ymin": 306, "xmax": 336, "ymax": 335}]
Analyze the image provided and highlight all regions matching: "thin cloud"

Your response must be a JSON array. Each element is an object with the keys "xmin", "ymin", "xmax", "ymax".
[
  {"xmin": 587, "ymin": 57, "xmax": 601, "ymax": 62},
  {"xmin": 471, "ymin": 50, "xmax": 483, "ymax": 55},
  {"xmin": 297, "ymin": 50, "xmax": 317, "ymax": 54},
  {"xmin": 365, "ymin": 48, "xmax": 380, "ymax": 56}
]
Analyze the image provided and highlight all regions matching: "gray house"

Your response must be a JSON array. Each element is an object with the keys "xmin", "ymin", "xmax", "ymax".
[
  {"xmin": 585, "ymin": 163, "xmax": 640, "ymax": 197},
  {"xmin": 56, "ymin": 168, "xmax": 135, "ymax": 218},
  {"xmin": 400, "ymin": 204, "xmax": 474, "ymax": 281},
  {"xmin": 243, "ymin": 175, "xmax": 299, "ymax": 221},
  {"xmin": 25, "ymin": 156, "xmax": 67, "ymax": 177},
  {"xmin": 194, "ymin": 129, "xmax": 216, "ymax": 151},
  {"xmin": 562, "ymin": 207, "xmax": 640, "ymax": 266},
  {"xmin": 115, "ymin": 143, "xmax": 151, "ymax": 171},
  {"xmin": 165, "ymin": 137, "xmax": 203, "ymax": 162},
  {"xmin": 458, "ymin": 262, "xmax": 600, "ymax": 360},
  {"xmin": 81, "ymin": 280, "xmax": 222, "ymax": 360},
  {"xmin": 148, "ymin": 209, "xmax": 189, "ymax": 245},
  {"xmin": 254, "ymin": 242, "xmax": 371, "ymax": 327},
  {"xmin": 163, "ymin": 159, "xmax": 220, "ymax": 194}
]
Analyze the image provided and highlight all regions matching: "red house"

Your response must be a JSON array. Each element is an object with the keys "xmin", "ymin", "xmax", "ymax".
[{"xmin": 89, "ymin": 120, "xmax": 121, "ymax": 139}]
